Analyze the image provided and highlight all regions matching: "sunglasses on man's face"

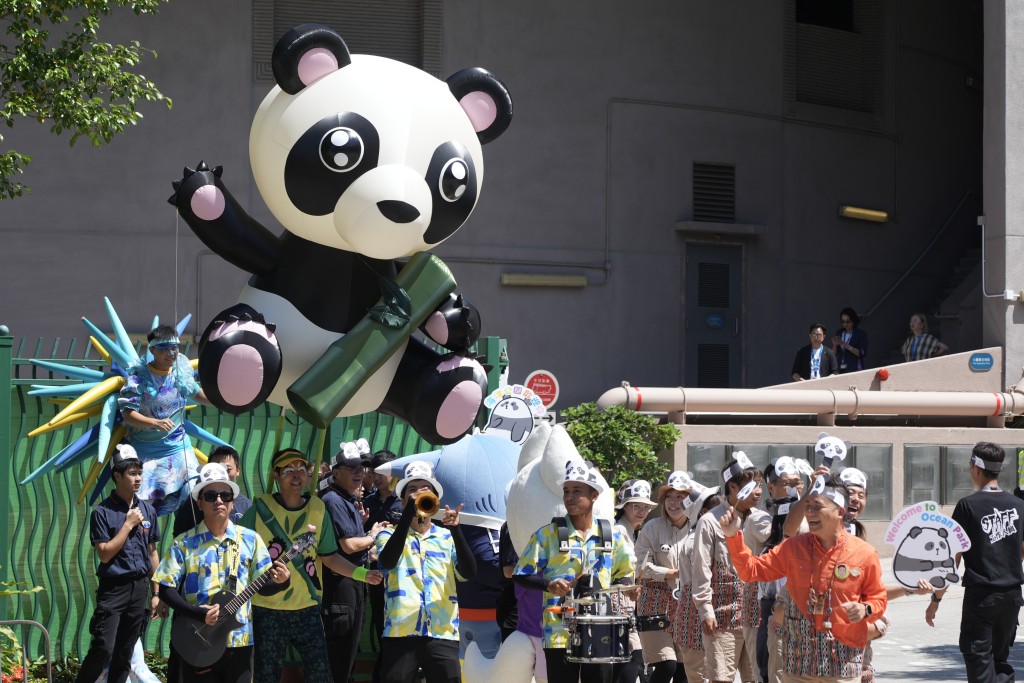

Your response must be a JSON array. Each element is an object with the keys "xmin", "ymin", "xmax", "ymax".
[{"xmin": 200, "ymin": 490, "xmax": 234, "ymax": 503}]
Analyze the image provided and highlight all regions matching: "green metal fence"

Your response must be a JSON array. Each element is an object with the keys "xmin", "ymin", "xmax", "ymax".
[{"xmin": 0, "ymin": 334, "xmax": 507, "ymax": 660}]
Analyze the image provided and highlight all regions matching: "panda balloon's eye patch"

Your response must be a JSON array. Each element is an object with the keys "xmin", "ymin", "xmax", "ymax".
[
  {"xmin": 439, "ymin": 158, "xmax": 469, "ymax": 202},
  {"xmin": 423, "ymin": 141, "xmax": 478, "ymax": 245},
  {"xmin": 284, "ymin": 113, "xmax": 380, "ymax": 216},
  {"xmin": 320, "ymin": 127, "xmax": 364, "ymax": 173}
]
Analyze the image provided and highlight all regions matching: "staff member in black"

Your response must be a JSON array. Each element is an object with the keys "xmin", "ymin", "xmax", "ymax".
[
  {"xmin": 322, "ymin": 443, "xmax": 390, "ymax": 682},
  {"xmin": 75, "ymin": 445, "xmax": 160, "ymax": 683},
  {"xmin": 926, "ymin": 442, "xmax": 1024, "ymax": 683}
]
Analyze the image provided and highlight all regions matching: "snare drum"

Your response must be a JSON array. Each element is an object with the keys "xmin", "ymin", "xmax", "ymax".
[{"xmin": 565, "ymin": 614, "xmax": 632, "ymax": 664}]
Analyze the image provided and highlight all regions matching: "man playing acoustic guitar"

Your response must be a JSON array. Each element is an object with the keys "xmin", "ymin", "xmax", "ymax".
[{"xmin": 154, "ymin": 462, "xmax": 291, "ymax": 683}]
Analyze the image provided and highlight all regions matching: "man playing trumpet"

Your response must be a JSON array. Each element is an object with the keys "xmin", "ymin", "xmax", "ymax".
[{"xmin": 375, "ymin": 461, "xmax": 477, "ymax": 683}]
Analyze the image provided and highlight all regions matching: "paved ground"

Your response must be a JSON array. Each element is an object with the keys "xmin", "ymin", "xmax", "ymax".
[{"xmin": 862, "ymin": 557, "xmax": 1024, "ymax": 683}]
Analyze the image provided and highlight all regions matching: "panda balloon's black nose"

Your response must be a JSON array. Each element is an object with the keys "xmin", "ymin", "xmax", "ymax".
[{"xmin": 377, "ymin": 200, "xmax": 420, "ymax": 224}]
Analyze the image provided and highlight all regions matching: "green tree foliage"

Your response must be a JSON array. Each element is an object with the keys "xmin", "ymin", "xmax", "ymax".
[
  {"xmin": 562, "ymin": 402, "xmax": 679, "ymax": 491},
  {"xmin": 0, "ymin": 0, "xmax": 171, "ymax": 199}
]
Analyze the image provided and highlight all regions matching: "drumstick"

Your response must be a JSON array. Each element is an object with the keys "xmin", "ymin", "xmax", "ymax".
[{"xmin": 568, "ymin": 559, "xmax": 599, "ymax": 586}]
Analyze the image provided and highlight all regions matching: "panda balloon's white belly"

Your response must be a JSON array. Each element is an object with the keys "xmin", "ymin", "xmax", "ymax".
[{"xmin": 237, "ymin": 285, "xmax": 407, "ymax": 416}]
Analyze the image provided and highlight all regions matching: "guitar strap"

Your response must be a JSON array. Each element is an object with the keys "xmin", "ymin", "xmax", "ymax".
[
  {"xmin": 254, "ymin": 498, "xmax": 320, "ymax": 597},
  {"xmin": 223, "ymin": 540, "xmax": 241, "ymax": 595}
]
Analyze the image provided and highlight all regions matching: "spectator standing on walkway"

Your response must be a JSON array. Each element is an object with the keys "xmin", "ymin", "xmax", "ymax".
[
  {"xmin": 792, "ymin": 324, "xmax": 839, "ymax": 381},
  {"xmin": 832, "ymin": 308, "xmax": 868, "ymax": 374},
  {"xmin": 926, "ymin": 442, "xmax": 1024, "ymax": 683},
  {"xmin": 900, "ymin": 313, "xmax": 948, "ymax": 362}
]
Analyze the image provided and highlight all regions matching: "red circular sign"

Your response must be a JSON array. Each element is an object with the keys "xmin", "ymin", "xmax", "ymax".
[{"xmin": 524, "ymin": 370, "xmax": 560, "ymax": 408}]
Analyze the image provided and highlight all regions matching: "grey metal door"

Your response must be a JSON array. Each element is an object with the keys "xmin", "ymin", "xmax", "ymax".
[{"xmin": 685, "ymin": 244, "xmax": 742, "ymax": 387}]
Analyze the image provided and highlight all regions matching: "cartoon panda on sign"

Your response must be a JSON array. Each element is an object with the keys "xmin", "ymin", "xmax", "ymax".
[
  {"xmin": 168, "ymin": 24, "xmax": 512, "ymax": 444},
  {"xmin": 892, "ymin": 526, "xmax": 960, "ymax": 590}
]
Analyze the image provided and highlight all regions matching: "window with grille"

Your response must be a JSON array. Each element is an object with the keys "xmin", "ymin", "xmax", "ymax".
[
  {"xmin": 696, "ymin": 344, "xmax": 730, "ymax": 388},
  {"xmin": 692, "ymin": 162, "xmax": 735, "ymax": 223}
]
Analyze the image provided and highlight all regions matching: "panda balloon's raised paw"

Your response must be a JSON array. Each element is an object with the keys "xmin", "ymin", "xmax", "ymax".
[
  {"xmin": 171, "ymin": 23, "xmax": 512, "ymax": 444},
  {"xmin": 197, "ymin": 304, "xmax": 283, "ymax": 415},
  {"xmin": 421, "ymin": 293, "xmax": 481, "ymax": 353}
]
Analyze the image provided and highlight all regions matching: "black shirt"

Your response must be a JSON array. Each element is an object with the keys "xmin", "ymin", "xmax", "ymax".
[
  {"xmin": 322, "ymin": 485, "xmax": 368, "ymax": 565},
  {"xmin": 952, "ymin": 489, "xmax": 1024, "ymax": 590},
  {"xmin": 90, "ymin": 493, "xmax": 160, "ymax": 578},
  {"xmin": 364, "ymin": 488, "xmax": 403, "ymax": 530}
]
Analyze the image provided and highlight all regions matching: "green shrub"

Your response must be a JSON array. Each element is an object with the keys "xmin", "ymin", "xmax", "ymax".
[{"xmin": 562, "ymin": 403, "xmax": 679, "ymax": 491}]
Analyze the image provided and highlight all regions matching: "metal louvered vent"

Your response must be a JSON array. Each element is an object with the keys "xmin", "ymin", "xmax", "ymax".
[
  {"xmin": 693, "ymin": 162, "xmax": 736, "ymax": 223},
  {"xmin": 697, "ymin": 262, "xmax": 730, "ymax": 309},
  {"xmin": 795, "ymin": 25, "xmax": 866, "ymax": 112},
  {"xmin": 254, "ymin": 0, "xmax": 444, "ymax": 81},
  {"xmin": 697, "ymin": 344, "xmax": 731, "ymax": 388}
]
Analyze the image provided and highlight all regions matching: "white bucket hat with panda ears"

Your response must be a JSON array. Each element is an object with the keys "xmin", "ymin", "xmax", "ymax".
[
  {"xmin": 658, "ymin": 470, "xmax": 695, "ymax": 498},
  {"xmin": 616, "ymin": 479, "xmax": 656, "ymax": 509},
  {"xmin": 395, "ymin": 460, "xmax": 445, "ymax": 499},
  {"xmin": 111, "ymin": 443, "xmax": 140, "ymax": 467},
  {"xmin": 839, "ymin": 467, "xmax": 868, "ymax": 492},
  {"xmin": 191, "ymin": 462, "xmax": 241, "ymax": 502},
  {"xmin": 560, "ymin": 458, "xmax": 606, "ymax": 495}
]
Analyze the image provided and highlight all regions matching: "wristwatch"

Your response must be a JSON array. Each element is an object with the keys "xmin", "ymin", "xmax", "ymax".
[{"xmin": 863, "ymin": 603, "xmax": 872, "ymax": 617}]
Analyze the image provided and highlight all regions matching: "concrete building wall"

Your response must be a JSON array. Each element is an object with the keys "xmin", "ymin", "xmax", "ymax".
[{"xmin": 0, "ymin": 1, "xmax": 994, "ymax": 412}]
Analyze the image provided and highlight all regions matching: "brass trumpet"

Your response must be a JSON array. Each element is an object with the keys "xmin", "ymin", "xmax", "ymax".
[{"xmin": 414, "ymin": 490, "xmax": 440, "ymax": 518}]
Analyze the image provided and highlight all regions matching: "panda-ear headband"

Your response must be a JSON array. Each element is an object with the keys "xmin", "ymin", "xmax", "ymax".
[
  {"xmin": 817, "ymin": 486, "xmax": 847, "ymax": 511},
  {"xmin": 768, "ymin": 457, "xmax": 812, "ymax": 483},
  {"xmin": 971, "ymin": 455, "xmax": 1003, "ymax": 471},
  {"xmin": 723, "ymin": 451, "xmax": 755, "ymax": 484}
]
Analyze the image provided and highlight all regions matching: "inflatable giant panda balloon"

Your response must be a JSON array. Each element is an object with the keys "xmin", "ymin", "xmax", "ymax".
[{"xmin": 169, "ymin": 24, "xmax": 512, "ymax": 444}]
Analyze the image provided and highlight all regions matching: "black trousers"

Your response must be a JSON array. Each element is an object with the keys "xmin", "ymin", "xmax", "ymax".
[
  {"xmin": 756, "ymin": 596, "xmax": 775, "ymax": 683},
  {"xmin": 323, "ymin": 574, "xmax": 366, "ymax": 683},
  {"xmin": 368, "ymin": 581, "xmax": 386, "ymax": 683},
  {"xmin": 380, "ymin": 636, "xmax": 460, "ymax": 683},
  {"xmin": 960, "ymin": 586, "xmax": 1024, "ymax": 683},
  {"xmin": 544, "ymin": 647, "xmax": 613, "ymax": 683},
  {"xmin": 178, "ymin": 645, "xmax": 254, "ymax": 683},
  {"xmin": 74, "ymin": 576, "xmax": 150, "ymax": 683}
]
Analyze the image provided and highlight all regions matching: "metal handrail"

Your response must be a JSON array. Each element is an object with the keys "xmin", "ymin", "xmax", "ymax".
[
  {"xmin": 0, "ymin": 619, "xmax": 52, "ymax": 683},
  {"xmin": 861, "ymin": 190, "xmax": 975, "ymax": 319}
]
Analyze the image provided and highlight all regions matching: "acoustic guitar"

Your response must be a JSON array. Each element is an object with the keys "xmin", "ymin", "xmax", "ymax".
[{"xmin": 171, "ymin": 529, "xmax": 316, "ymax": 667}]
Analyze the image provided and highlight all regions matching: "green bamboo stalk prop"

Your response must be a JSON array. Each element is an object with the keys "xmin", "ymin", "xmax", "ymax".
[{"xmin": 287, "ymin": 252, "xmax": 457, "ymax": 428}]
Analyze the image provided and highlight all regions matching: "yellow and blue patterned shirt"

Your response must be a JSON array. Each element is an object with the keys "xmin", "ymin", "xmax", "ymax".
[
  {"xmin": 514, "ymin": 516, "xmax": 635, "ymax": 648},
  {"xmin": 153, "ymin": 521, "xmax": 272, "ymax": 648},
  {"xmin": 374, "ymin": 524, "xmax": 463, "ymax": 640}
]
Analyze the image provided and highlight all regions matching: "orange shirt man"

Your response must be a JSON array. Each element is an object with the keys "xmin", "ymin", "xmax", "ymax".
[{"xmin": 720, "ymin": 477, "xmax": 886, "ymax": 682}]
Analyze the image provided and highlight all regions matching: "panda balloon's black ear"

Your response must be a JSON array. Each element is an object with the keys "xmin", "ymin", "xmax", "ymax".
[
  {"xmin": 272, "ymin": 24, "xmax": 352, "ymax": 95},
  {"xmin": 446, "ymin": 67, "xmax": 513, "ymax": 144}
]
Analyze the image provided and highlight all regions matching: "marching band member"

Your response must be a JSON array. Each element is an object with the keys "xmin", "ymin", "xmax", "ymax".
[
  {"xmin": 375, "ymin": 461, "xmax": 476, "ymax": 683},
  {"xmin": 154, "ymin": 463, "xmax": 291, "ymax": 682},
  {"xmin": 514, "ymin": 459, "xmax": 634, "ymax": 683}
]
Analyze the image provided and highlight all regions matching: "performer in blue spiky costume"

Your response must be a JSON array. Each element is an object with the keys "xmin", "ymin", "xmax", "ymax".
[
  {"xmin": 23, "ymin": 297, "xmax": 230, "ymax": 512},
  {"xmin": 118, "ymin": 324, "xmax": 208, "ymax": 516}
]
